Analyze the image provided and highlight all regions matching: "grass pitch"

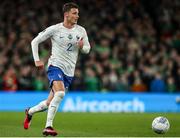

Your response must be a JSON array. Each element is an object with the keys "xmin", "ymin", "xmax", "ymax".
[{"xmin": 0, "ymin": 112, "xmax": 179, "ymax": 137}]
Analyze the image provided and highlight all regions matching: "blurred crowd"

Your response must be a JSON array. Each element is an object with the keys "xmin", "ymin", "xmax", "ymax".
[{"xmin": 0, "ymin": 0, "xmax": 180, "ymax": 92}]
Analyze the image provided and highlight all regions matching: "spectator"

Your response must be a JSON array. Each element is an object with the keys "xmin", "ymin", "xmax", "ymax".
[
  {"xmin": 131, "ymin": 77, "xmax": 147, "ymax": 92},
  {"xmin": 3, "ymin": 66, "xmax": 18, "ymax": 91},
  {"xmin": 116, "ymin": 74, "xmax": 130, "ymax": 91},
  {"xmin": 150, "ymin": 72, "xmax": 166, "ymax": 92},
  {"xmin": 84, "ymin": 68, "xmax": 100, "ymax": 91},
  {"xmin": 18, "ymin": 65, "xmax": 34, "ymax": 90},
  {"xmin": 166, "ymin": 76, "xmax": 176, "ymax": 93},
  {"xmin": 33, "ymin": 76, "xmax": 46, "ymax": 91}
]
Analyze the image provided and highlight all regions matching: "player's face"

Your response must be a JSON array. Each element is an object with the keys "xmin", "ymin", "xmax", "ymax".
[{"xmin": 66, "ymin": 8, "xmax": 79, "ymax": 24}]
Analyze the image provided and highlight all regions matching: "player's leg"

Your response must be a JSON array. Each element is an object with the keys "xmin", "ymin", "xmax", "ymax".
[
  {"xmin": 24, "ymin": 90, "xmax": 54, "ymax": 129},
  {"xmin": 46, "ymin": 89, "xmax": 55, "ymax": 106},
  {"xmin": 43, "ymin": 81, "xmax": 65, "ymax": 136},
  {"xmin": 42, "ymin": 65, "xmax": 73, "ymax": 136},
  {"xmin": 28, "ymin": 90, "xmax": 54, "ymax": 115}
]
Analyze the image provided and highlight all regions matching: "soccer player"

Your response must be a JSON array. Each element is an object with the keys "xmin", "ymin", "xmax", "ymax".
[{"xmin": 23, "ymin": 2, "xmax": 90, "ymax": 136}]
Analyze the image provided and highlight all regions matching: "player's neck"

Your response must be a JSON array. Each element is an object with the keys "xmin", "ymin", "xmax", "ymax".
[{"xmin": 63, "ymin": 21, "xmax": 75, "ymax": 29}]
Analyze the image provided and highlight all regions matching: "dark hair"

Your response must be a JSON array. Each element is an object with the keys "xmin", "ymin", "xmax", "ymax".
[{"xmin": 63, "ymin": 2, "xmax": 79, "ymax": 13}]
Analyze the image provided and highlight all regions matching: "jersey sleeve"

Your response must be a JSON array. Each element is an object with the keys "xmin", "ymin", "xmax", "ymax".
[
  {"xmin": 31, "ymin": 25, "xmax": 56, "ymax": 61},
  {"xmin": 81, "ymin": 28, "xmax": 91, "ymax": 54}
]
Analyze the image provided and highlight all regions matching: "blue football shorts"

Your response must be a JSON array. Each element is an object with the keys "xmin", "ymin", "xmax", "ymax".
[{"xmin": 47, "ymin": 65, "xmax": 73, "ymax": 90}]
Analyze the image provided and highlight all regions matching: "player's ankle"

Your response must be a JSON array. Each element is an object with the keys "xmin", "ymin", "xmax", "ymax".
[{"xmin": 46, "ymin": 126, "xmax": 53, "ymax": 129}]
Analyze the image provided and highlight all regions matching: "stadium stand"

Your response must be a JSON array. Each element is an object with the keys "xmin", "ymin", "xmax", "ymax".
[{"xmin": 0, "ymin": 0, "xmax": 179, "ymax": 92}]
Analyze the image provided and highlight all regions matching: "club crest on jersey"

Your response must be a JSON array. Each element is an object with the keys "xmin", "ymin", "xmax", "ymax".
[
  {"xmin": 68, "ymin": 34, "xmax": 73, "ymax": 39},
  {"xmin": 76, "ymin": 35, "xmax": 80, "ymax": 40}
]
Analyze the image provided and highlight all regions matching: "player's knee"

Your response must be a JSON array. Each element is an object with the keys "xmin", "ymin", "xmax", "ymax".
[
  {"xmin": 49, "ymin": 91, "xmax": 65, "ymax": 106},
  {"xmin": 55, "ymin": 91, "xmax": 65, "ymax": 99},
  {"xmin": 52, "ymin": 81, "xmax": 65, "ymax": 91}
]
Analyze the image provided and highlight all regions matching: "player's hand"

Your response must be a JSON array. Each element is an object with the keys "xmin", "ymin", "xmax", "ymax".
[
  {"xmin": 77, "ymin": 38, "xmax": 83, "ymax": 49},
  {"xmin": 35, "ymin": 61, "xmax": 44, "ymax": 69}
]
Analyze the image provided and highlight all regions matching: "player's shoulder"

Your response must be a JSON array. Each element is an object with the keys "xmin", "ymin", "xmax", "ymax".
[
  {"xmin": 42, "ymin": 23, "xmax": 61, "ymax": 35},
  {"xmin": 47, "ymin": 23, "xmax": 60, "ymax": 30},
  {"xmin": 75, "ymin": 24, "xmax": 86, "ymax": 32}
]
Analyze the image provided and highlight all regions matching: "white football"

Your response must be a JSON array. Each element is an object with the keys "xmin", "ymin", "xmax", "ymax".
[{"xmin": 152, "ymin": 116, "xmax": 170, "ymax": 134}]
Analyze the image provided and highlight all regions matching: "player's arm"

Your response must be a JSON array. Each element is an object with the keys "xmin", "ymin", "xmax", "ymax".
[
  {"xmin": 31, "ymin": 26, "xmax": 54, "ymax": 67},
  {"xmin": 78, "ymin": 29, "xmax": 91, "ymax": 54}
]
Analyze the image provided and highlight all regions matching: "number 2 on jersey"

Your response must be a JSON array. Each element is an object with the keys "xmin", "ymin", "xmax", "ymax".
[{"xmin": 67, "ymin": 43, "xmax": 73, "ymax": 51}]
